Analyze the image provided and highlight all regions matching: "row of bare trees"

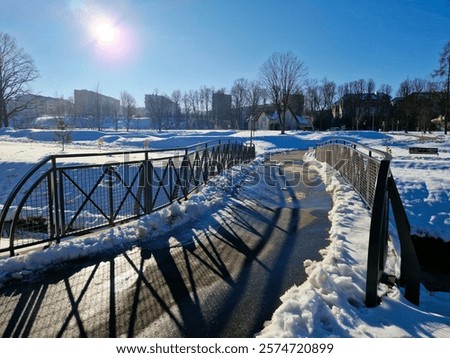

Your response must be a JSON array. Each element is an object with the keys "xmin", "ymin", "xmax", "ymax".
[
  {"xmin": 395, "ymin": 76, "xmax": 448, "ymax": 133},
  {"xmin": 1, "ymin": 29, "xmax": 449, "ymax": 133},
  {"xmin": 144, "ymin": 51, "xmax": 307, "ymax": 132}
]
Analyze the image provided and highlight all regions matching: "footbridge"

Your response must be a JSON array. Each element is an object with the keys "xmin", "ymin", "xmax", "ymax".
[{"xmin": 0, "ymin": 136, "xmax": 421, "ymax": 328}]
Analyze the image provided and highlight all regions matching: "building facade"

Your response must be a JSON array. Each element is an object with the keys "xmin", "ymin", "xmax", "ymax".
[
  {"xmin": 74, "ymin": 89, "xmax": 120, "ymax": 119},
  {"xmin": 212, "ymin": 92, "xmax": 232, "ymax": 129},
  {"xmin": 144, "ymin": 94, "xmax": 177, "ymax": 130},
  {"xmin": 332, "ymin": 92, "xmax": 392, "ymax": 130},
  {"xmin": 9, "ymin": 94, "xmax": 74, "ymax": 128}
]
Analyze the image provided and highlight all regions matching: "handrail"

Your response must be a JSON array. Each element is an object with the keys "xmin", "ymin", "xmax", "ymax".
[
  {"xmin": 0, "ymin": 139, "xmax": 255, "ymax": 256},
  {"xmin": 315, "ymin": 139, "xmax": 421, "ymax": 307}
]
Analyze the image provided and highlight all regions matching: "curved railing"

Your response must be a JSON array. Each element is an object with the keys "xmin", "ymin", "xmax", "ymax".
[
  {"xmin": 0, "ymin": 140, "xmax": 255, "ymax": 257},
  {"xmin": 316, "ymin": 139, "xmax": 421, "ymax": 307}
]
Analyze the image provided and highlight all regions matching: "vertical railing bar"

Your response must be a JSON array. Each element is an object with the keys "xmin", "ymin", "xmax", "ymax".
[
  {"xmin": 58, "ymin": 169, "xmax": 66, "ymax": 238},
  {"xmin": 47, "ymin": 173, "xmax": 55, "ymax": 242},
  {"xmin": 169, "ymin": 158, "xmax": 174, "ymax": 203},
  {"xmin": 108, "ymin": 166, "xmax": 114, "ymax": 225},
  {"xmin": 144, "ymin": 153, "xmax": 153, "ymax": 214},
  {"xmin": 183, "ymin": 149, "xmax": 189, "ymax": 199},
  {"xmin": 50, "ymin": 157, "xmax": 59, "ymax": 242}
]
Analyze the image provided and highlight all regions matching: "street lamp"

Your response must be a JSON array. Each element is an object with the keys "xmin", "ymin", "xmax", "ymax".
[{"xmin": 249, "ymin": 115, "xmax": 254, "ymax": 147}]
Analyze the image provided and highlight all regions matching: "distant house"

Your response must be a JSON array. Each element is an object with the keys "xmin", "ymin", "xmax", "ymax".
[
  {"xmin": 248, "ymin": 106, "xmax": 313, "ymax": 131},
  {"xmin": 331, "ymin": 92, "xmax": 391, "ymax": 130}
]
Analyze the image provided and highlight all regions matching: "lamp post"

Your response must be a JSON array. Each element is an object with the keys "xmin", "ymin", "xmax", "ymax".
[{"xmin": 249, "ymin": 115, "xmax": 254, "ymax": 147}]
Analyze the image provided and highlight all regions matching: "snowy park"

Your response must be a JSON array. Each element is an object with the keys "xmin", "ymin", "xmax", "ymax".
[{"xmin": 0, "ymin": 128, "xmax": 449, "ymax": 338}]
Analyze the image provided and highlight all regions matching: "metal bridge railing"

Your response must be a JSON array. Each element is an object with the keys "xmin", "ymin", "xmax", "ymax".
[
  {"xmin": 316, "ymin": 139, "xmax": 421, "ymax": 307},
  {"xmin": 0, "ymin": 140, "xmax": 255, "ymax": 257}
]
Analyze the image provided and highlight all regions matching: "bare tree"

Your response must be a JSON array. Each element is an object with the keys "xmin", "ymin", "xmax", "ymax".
[
  {"xmin": 231, "ymin": 78, "xmax": 249, "ymax": 129},
  {"xmin": 171, "ymin": 89, "xmax": 182, "ymax": 129},
  {"xmin": 354, "ymin": 79, "xmax": 366, "ymax": 94},
  {"xmin": 120, "ymin": 90, "xmax": 136, "ymax": 132},
  {"xmin": 304, "ymin": 78, "xmax": 336, "ymax": 130},
  {"xmin": 186, "ymin": 90, "xmax": 199, "ymax": 128},
  {"xmin": 200, "ymin": 86, "xmax": 213, "ymax": 127},
  {"xmin": 411, "ymin": 78, "xmax": 427, "ymax": 93},
  {"xmin": 0, "ymin": 32, "xmax": 39, "ymax": 127},
  {"xmin": 259, "ymin": 51, "xmax": 308, "ymax": 133},
  {"xmin": 145, "ymin": 89, "xmax": 171, "ymax": 131},
  {"xmin": 247, "ymin": 81, "xmax": 263, "ymax": 114},
  {"xmin": 182, "ymin": 91, "xmax": 191, "ymax": 129},
  {"xmin": 397, "ymin": 78, "xmax": 413, "ymax": 98},
  {"xmin": 367, "ymin": 78, "xmax": 376, "ymax": 94},
  {"xmin": 396, "ymin": 77, "xmax": 432, "ymax": 132},
  {"xmin": 305, "ymin": 79, "xmax": 321, "ymax": 128},
  {"xmin": 378, "ymin": 84, "xmax": 393, "ymax": 96},
  {"xmin": 321, "ymin": 78, "xmax": 337, "ymax": 128},
  {"xmin": 53, "ymin": 95, "xmax": 72, "ymax": 151},
  {"xmin": 321, "ymin": 78, "xmax": 337, "ymax": 110},
  {"xmin": 433, "ymin": 41, "xmax": 450, "ymax": 134}
]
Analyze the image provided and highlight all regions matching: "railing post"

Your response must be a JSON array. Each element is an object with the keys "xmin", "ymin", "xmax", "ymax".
[
  {"xmin": 388, "ymin": 175, "xmax": 421, "ymax": 306},
  {"xmin": 48, "ymin": 166, "xmax": 55, "ymax": 242},
  {"xmin": 144, "ymin": 156, "xmax": 153, "ymax": 214},
  {"xmin": 365, "ymin": 159, "xmax": 390, "ymax": 307},
  {"xmin": 182, "ymin": 149, "xmax": 189, "ymax": 199},
  {"xmin": 107, "ymin": 166, "xmax": 114, "ymax": 225},
  {"xmin": 203, "ymin": 145, "xmax": 209, "ymax": 184},
  {"xmin": 58, "ymin": 169, "xmax": 66, "ymax": 238},
  {"xmin": 169, "ymin": 159, "xmax": 174, "ymax": 202},
  {"xmin": 49, "ymin": 157, "xmax": 65, "ymax": 243}
]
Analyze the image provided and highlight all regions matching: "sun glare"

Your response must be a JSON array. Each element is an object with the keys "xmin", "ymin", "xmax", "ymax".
[
  {"xmin": 84, "ymin": 12, "xmax": 138, "ymax": 66},
  {"xmin": 93, "ymin": 20, "xmax": 117, "ymax": 44}
]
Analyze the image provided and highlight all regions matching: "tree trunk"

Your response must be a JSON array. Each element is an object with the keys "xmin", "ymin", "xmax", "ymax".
[{"xmin": 0, "ymin": 100, "xmax": 8, "ymax": 127}]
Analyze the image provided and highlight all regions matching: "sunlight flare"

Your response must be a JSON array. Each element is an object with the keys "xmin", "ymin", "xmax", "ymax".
[{"xmin": 93, "ymin": 20, "xmax": 117, "ymax": 44}]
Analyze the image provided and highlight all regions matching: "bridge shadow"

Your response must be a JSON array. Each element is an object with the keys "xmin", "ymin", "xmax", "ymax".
[{"xmin": 0, "ymin": 156, "xmax": 331, "ymax": 338}]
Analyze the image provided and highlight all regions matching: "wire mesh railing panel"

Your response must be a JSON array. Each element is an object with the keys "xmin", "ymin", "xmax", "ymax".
[
  {"xmin": 316, "ymin": 141, "xmax": 383, "ymax": 209},
  {"xmin": 0, "ymin": 140, "xmax": 255, "ymax": 256},
  {"xmin": 61, "ymin": 166, "xmax": 111, "ymax": 234},
  {"xmin": 366, "ymin": 159, "xmax": 380, "ymax": 209},
  {"xmin": 111, "ymin": 163, "xmax": 146, "ymax": 221},
  {"xmin": 9, "ymin": 174, "xmax": 52, "ymax": 250},
  {"xmin": 151, "ymin": 159, "xmax": 175, "ymax": 211}
]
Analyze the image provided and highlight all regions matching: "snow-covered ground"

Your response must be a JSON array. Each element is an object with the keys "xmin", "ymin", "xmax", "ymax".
[{"xmin": 0, "ymin": 127, "xmax": 449, "ymax": 337}]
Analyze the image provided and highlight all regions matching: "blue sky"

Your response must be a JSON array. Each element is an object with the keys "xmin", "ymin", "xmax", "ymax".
[{"xmin": 1, "ymin": 0, "xmax": 449, "ymax": 106}]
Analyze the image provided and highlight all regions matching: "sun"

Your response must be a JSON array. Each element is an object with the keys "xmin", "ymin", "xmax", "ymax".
[
  {"xmin": 85, "ymin": 13, "xmax": 137, "ymax": 66},
  {"xmin": 92, "ymin": 19, "xmax": 117, "ymax": 44}
]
